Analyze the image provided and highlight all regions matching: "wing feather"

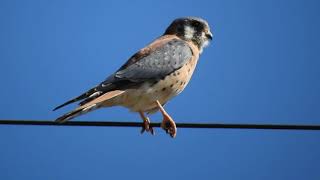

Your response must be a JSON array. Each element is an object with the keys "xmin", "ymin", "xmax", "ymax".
[{"xmin": 113, "ymin": 38, "xmax": 193, "ymax": 82}]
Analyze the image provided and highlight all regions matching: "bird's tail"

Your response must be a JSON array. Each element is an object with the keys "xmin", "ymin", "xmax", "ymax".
[
  {"xmin": 55, "ymin": 104, "xmax": 98, "ymax": 123},
  {"xmin": 55, "ymin": 90, "xmax": 125, "ymax": 123}
]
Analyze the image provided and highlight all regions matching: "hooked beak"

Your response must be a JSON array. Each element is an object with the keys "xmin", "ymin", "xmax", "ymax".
[{"xmin": 206, "ymin": 31, "xmax": 213, "ymax": 40}]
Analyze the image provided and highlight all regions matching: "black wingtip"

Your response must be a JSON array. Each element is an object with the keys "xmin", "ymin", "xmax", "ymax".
[
  {"xmin": 52, "ymin": 101, "xmax": 71, "ymax": 111},
  {"xmin": 53, "ymin": 105, "xmax": 63, "ymax": 111},
  {"xmin": 53, "ymin": 87, "xmax": 99, "ymax": 111}
]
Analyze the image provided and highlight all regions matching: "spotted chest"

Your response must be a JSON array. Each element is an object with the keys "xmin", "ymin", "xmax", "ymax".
[{"xmin": 115, "ymin": 54, "xmax": 199, "ymax": 113}]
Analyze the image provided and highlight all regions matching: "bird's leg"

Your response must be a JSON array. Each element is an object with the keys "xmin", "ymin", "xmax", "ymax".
[
  {"xmin": 139, "ymin": 111, "xmax": 155, "ymax": 135},
  {"xmin": 155, "ymin": 100, "xmax": 177, "ymax": 138}
]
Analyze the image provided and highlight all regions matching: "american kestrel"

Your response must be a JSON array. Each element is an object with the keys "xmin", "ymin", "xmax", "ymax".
[{"xmin": 54, "ymin": 17, "xmax": 213, "ymax": 138}]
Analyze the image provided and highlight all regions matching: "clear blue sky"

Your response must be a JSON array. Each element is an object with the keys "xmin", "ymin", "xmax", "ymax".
[{"xmin": 0, "ymin": 0, "xmax": 319, "ymax": 179}]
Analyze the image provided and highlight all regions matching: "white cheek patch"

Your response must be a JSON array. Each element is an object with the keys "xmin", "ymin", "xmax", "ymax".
[
  {"xmin": 184, "ymin": 25, "xmax": 195, "ymax": 40},
  {"xmin": 199, "ymin": 32, "xmax": 210, "ymax": 54},
  {"xmin": 202, "ymin": 39, "xmax": 210, "ymax": 48}
]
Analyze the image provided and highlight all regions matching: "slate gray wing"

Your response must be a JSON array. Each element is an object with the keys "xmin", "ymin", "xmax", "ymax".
[{"xmin": 113, "ymin": 38, "xmax": 193, "ymax": 82}]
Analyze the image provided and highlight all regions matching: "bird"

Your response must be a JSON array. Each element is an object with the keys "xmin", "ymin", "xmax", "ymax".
[{"xmin": 53, "ymin": 17, "xmax": 213, "ymax": 138}]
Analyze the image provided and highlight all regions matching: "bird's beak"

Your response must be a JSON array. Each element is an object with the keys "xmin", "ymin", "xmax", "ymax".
[{"xmin": 206, "ymin": 31, "xmax": 213, "ymax": 40}]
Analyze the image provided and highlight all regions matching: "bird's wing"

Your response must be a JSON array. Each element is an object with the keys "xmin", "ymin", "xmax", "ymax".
[
  {"xmin": 113, "ymin": 38, "xmax": 193, "ymax": 82},
  {"xmin": 53, "ymin": 36, "xmax": 193, "ymax": 110}
]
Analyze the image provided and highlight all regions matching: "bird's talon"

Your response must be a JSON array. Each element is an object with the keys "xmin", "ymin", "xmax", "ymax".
[
  {"xmin": 165, "ymin": 121, "xmax": 171, "ymax": 129},
  {"xmin": 141, "ymin": 118, "xmax": 155, "ymax": 135},
  {"xmin": 161, "ymin": 117, "xmax": 177, "ymax": 138},
  {"xmin": 140, "ymin": 127, "xmax": 146, "ymax": 134},
  {"xmin": 150, "ymin": 127, "xmax": 155, "ymax": 135}
]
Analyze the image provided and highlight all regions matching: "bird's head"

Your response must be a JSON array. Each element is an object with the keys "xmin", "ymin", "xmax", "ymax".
[{"xmin": 164, "ymin": 17, "xmax": 213, "ymax": 53}]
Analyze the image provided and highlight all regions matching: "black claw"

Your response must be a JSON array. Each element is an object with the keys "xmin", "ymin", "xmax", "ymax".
[
  {"xmin": 141, "ymin": 121, "xmax": 155, "ymax": 135},
  {"xmin": 165, "ymin": 121, "xmax": 171, "ymax": 128},
  {"xmin": 150, "ymin": 128, "xmax": 155, "ymax": 135},
  {"xmin": 141, "ymin": 127, "xmax": 146, "ymax": 134}
]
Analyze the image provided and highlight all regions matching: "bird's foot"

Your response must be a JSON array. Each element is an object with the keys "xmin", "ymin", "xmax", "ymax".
[
  {"xmin": 161, "ymin": 114, "xmax": 177, "ymax": 138},
  {"xmin": 140, "ymin": 117, "xmax": 155, "ymax": 135}
]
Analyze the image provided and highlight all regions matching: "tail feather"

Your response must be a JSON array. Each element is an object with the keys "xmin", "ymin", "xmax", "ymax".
[
  {"xmin": 78, "ymin": 90, "xmax": 125, "ymax": 109},
  {"xmin": 55, "ymin": 90, "xmax": 125, "ymax": 123},
  {"xmin": 55, "ymin": 109, "xmax": 83, "ymax": 123},
  {"xmin": 55, "ymin": 104, "xmax": 98, "ymax": 123}
]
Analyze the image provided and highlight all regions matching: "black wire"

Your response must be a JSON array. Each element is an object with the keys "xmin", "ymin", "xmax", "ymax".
[{"xmin": 0, "ymin": 120, "xmax": 319, "ymax": 130}]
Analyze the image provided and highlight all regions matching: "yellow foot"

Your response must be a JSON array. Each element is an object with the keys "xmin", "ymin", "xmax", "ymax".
[
  {"xmin": 139, "ymin": 111, "xmax": 155, "ymax": 135},
  {"xmin": 141, "ymin": 117, "xmax": 155, "ymax": 135},
  {"xmin": 161, "ymin": 114, "xmax": 177, "ymax": 138}
]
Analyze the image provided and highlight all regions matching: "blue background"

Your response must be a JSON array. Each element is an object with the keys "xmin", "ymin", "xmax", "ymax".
[{"xmin": 0, "ymin": 0, "xmax": 319, "ymax": 179}]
